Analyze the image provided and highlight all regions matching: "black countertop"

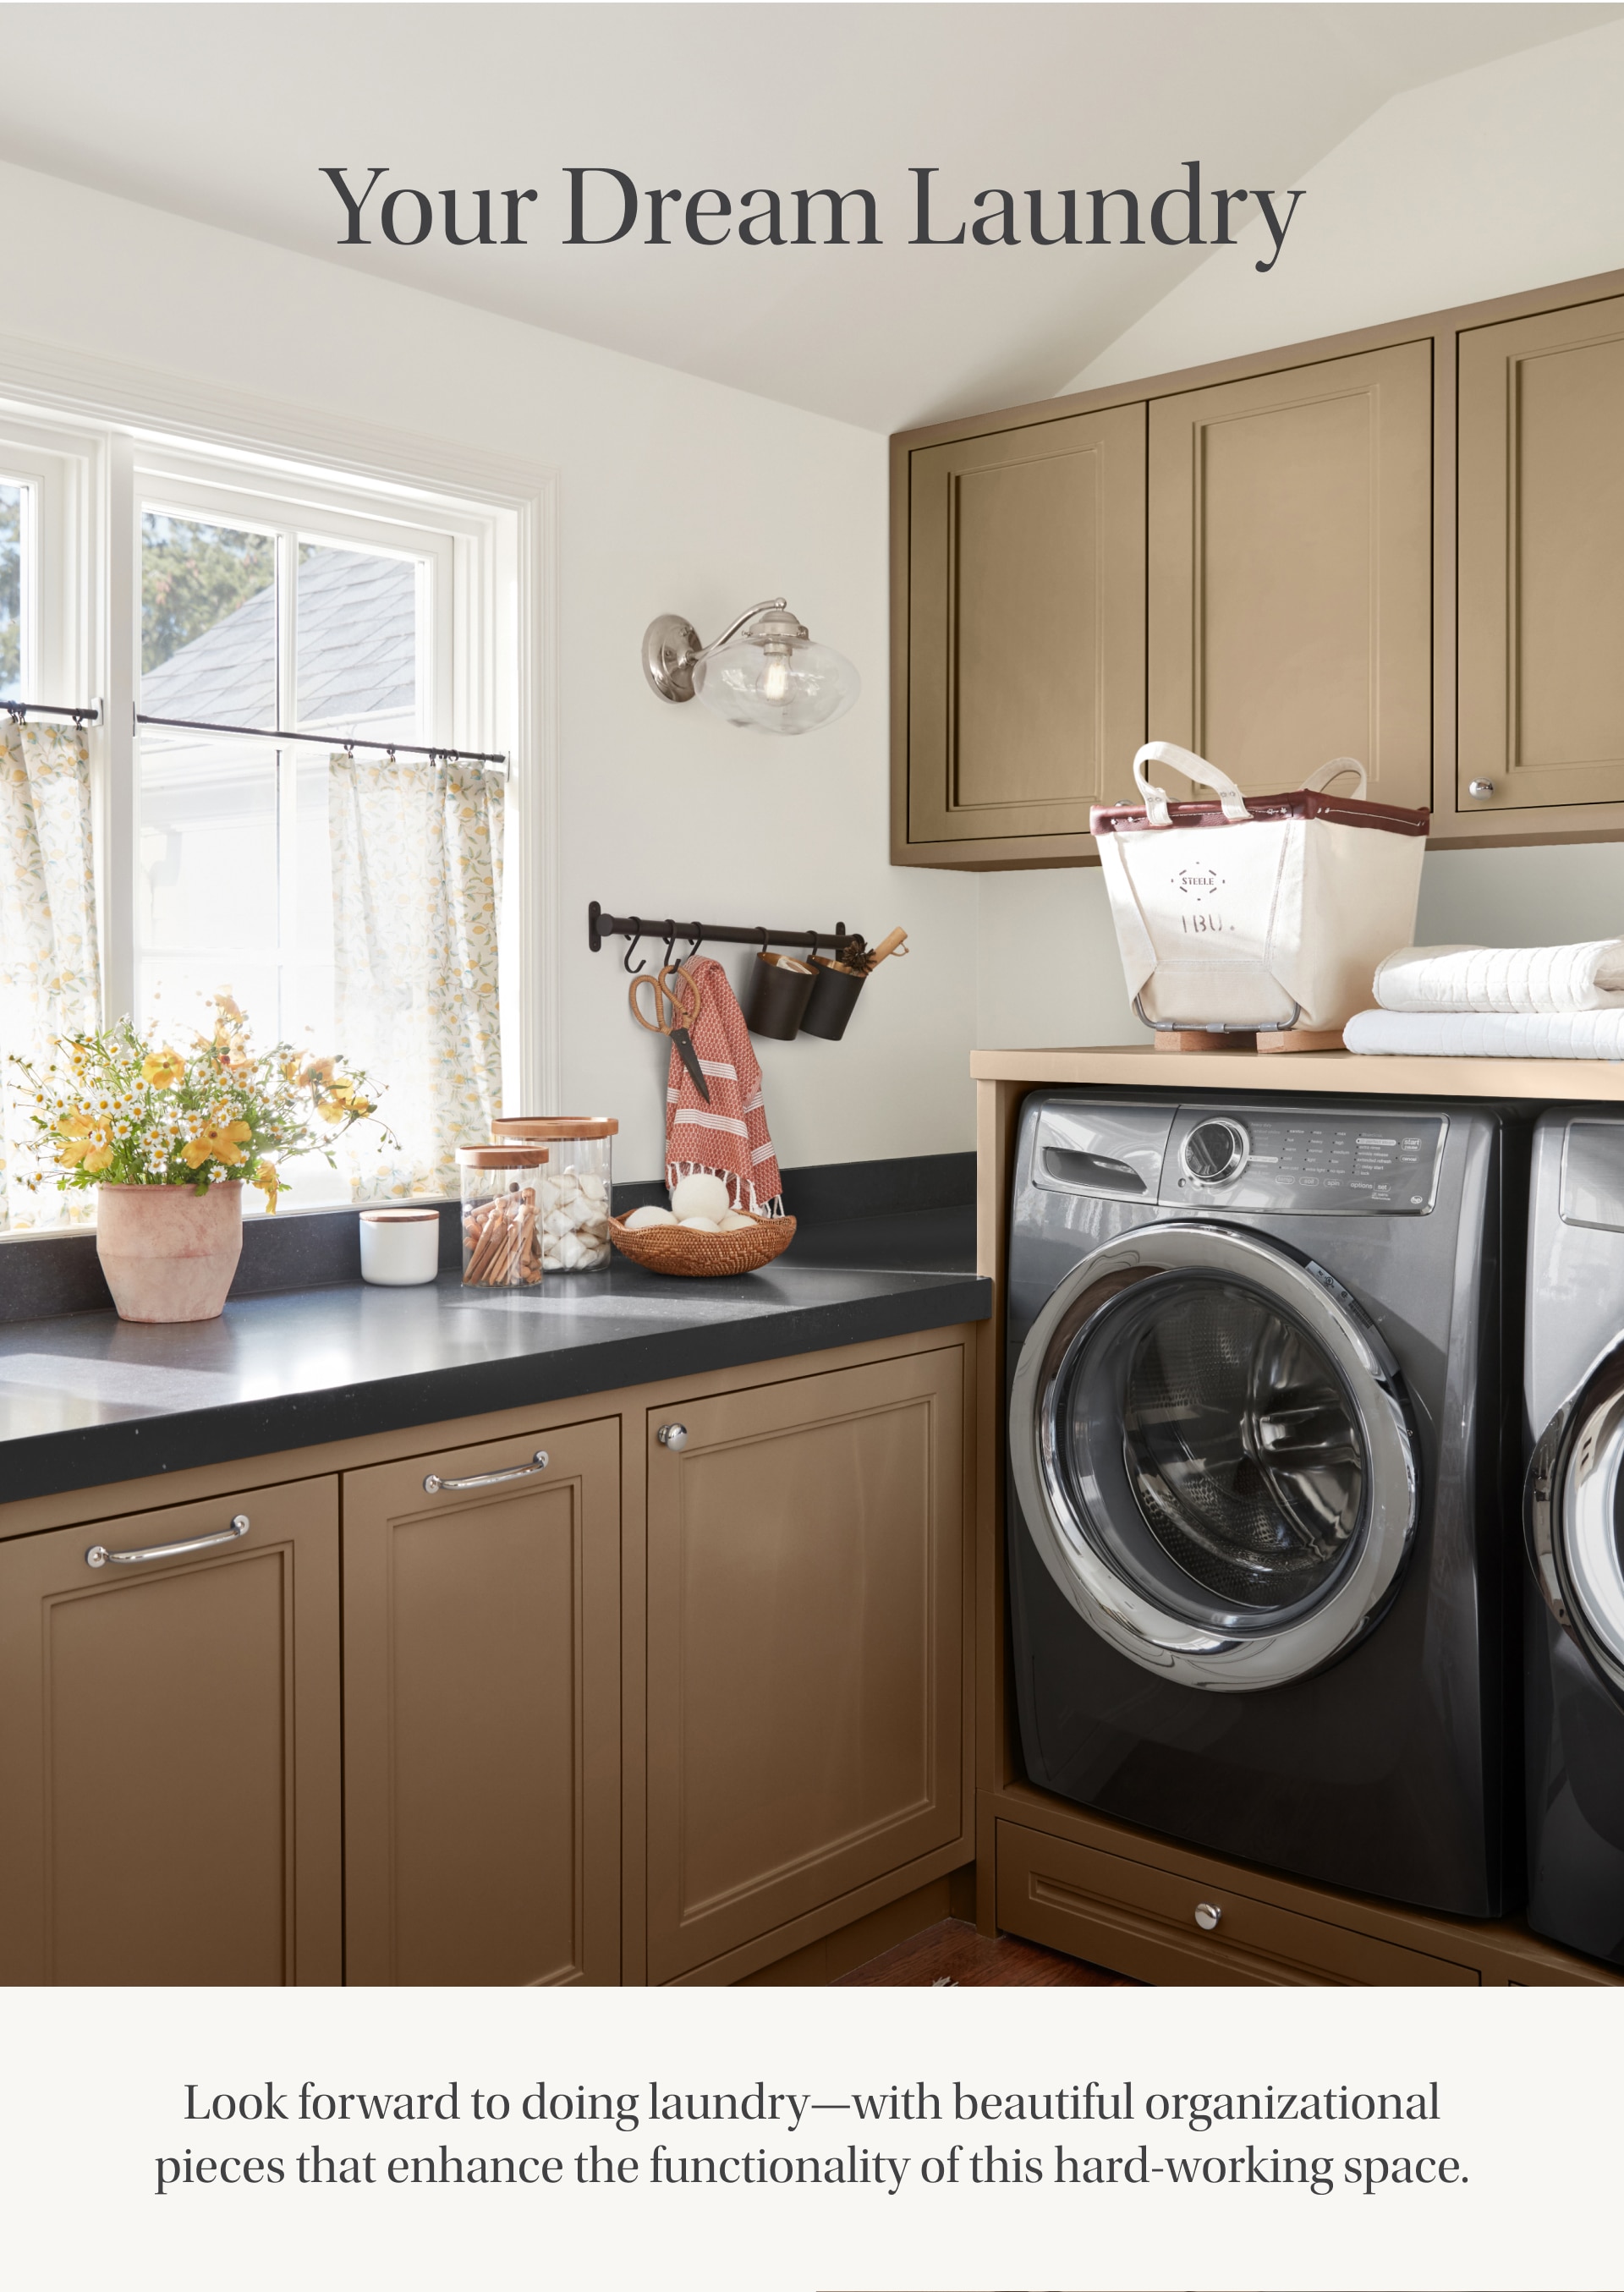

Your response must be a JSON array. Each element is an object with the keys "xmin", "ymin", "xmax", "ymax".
[{"xmin": 0, "ymin": 1205, "xmax": 986, "ymax": 1505}]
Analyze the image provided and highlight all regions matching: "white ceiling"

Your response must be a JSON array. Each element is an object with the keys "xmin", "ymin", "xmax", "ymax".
[{"xmin": 0, "ymin": 1, "xmax": 1616, "ymax": 430}]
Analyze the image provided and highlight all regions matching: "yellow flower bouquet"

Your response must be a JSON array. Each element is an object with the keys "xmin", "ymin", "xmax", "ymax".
[{"xmin": 11, "ymin": 995, "xmax": 388, "ymax": 1211}]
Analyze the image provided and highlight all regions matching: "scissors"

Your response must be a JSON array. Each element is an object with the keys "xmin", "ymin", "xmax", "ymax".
[{"xmin": 628, "ymin": 962, "xmax": 710, "ymax": 1103}]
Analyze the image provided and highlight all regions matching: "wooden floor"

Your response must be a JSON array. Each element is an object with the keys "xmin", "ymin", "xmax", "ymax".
[{"xmin": 834, "ymin": 1916, "xmax": 1139, "ymax": 1988}]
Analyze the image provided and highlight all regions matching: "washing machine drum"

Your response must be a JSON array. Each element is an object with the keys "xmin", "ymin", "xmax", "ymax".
[
  {"xmin": 1528, "ymin": 1346, "xmax": 1624, "ymax": 1708},
  {"xmin": 1010, "ymin": 1223, "xmax": 1418, "ymax": 1692}
]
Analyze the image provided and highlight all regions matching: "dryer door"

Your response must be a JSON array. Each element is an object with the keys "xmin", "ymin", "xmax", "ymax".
[
  {"xmin": 1009, "ymin": 1222, "xmax": 1418, "ymax": 1692},
  {"xmin": 1528, "ymin": 1346, "xmax": 1624, "ymax": 1706}
]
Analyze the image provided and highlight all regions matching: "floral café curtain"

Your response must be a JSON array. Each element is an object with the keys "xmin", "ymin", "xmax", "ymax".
[
  {"xmin": 0, "ymin": 719, "xmax": 102, "ymax": 1229},
  {"xmin": 328, "ymin": 749, "xmax": 503, "ymax": 1198}
]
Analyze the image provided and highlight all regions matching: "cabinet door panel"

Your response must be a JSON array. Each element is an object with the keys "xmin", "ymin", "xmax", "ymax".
[
  {"xmin": 1459, "ymin": 295, "xmax": 1624, "ymax": 812},
  {"xmin": 343, "ymin": 1419, "xmax": 619, "ymax": 1987},
  {"xmin": 646, "ymin": 1348, "xmax": 963, "ymax": 1982},
  {"xmin": 908, "ymin": 405, "xmax": 1146, "ymax": 843},
  {"xmin": 0, "ymin": 1482, "xmax": 340, "ymax": 1985},
  {"xmin": 1149, "ymin": 341, "xmax": 1431, "ymax": 807}
]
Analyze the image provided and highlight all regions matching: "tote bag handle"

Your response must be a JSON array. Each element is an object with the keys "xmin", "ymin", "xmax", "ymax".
[
  {"xmin": 1303, "ymin": 755, "xmax": 1369, "ymax": 798},
  {"xmin": 1133, "ymin": 742, "xmax": 1251, "ymax": 827},
  {"xmin": 1131, "ymin": 743, "xmax": 1370, "ymax": 826}
]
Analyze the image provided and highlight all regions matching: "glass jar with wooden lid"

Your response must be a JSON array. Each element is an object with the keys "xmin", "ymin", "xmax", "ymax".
[
  {"xmin": 457, "ymin": 1143, "xmax": 548, "ymax": 1288},
  {"xmin": 491, "ymin": 1116, "xmax": 617, "ymax": 1272}
]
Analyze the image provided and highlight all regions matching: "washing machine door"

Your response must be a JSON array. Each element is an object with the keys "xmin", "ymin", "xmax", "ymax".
[
  {"xmin": 1528, "ymin": 1345, "xmax": 1624, "ymax": 1707},
  {"xmin": 1009, "ymin": 1221, "xmax": 1418, "ymax": 1692}
]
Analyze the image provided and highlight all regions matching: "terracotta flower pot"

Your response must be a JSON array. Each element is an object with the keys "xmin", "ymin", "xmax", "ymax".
[{"xmin": 95, "ymin": 1182, "xmax": 244, "ymax": 1324}]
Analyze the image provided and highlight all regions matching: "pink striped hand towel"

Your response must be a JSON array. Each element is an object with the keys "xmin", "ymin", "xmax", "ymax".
[{"xmin": 664, "ymin": 957, "xmax": 785, "ymax": 1215}]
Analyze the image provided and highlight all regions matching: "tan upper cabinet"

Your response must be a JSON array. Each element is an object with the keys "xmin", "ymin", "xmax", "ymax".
[
  {"xmin": 645, "ymin": 1346, "xmax": 967, "ymax": 1982},
  {"xmin": 1147, "ymin": 341, "xmax": 1433, "ymax": 809},
  {"xmin": 1458, "ymin": 294, "xmax": 1624, "ymax": 816},
  {"xmin": 902, "ymin": 404, "xmax": 1147, "ymax": 856},
  {"xmin": 0, "ymin": 1480, "xmax": 342, "ymax": 1985},
  {"xmin": 896, "ymin": 269, "xmax": 1624, "ymax": 861},
  {"xmin": 343, "ymin": 1418, "xmax": 621, "ymax": 1986}
]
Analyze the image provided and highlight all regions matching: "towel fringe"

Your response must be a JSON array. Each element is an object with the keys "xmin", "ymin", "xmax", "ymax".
[{"xmin": 665, "ymin": 1156, "xmax": 785, "ymax": 1218}]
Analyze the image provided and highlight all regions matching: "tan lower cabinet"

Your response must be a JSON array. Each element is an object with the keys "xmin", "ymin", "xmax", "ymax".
[
  {"xmin": 645, "ymin": 1346, "xmax": 965, "ymax": 1982},
  {"xmin": 0, "ymin": 1480, "xmax": 341, "ymax": 1985},
  {"xmin": 342, "ymin": 1418, "xmax": 620, "ymax": 1986}
]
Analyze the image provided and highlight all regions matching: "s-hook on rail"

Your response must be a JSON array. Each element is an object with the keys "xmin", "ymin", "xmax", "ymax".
[{"xmin": 588, "ymin": 901, "xmax": 866, "ymax": 975}]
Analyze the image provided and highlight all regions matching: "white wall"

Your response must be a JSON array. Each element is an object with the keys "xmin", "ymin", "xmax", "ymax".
[
  {"xmin": 0, "ymin": 158, "xmax": 978, "ymax": 1182},
  {"xmin": 977, "ymin": 18, "xmax": 1624, "ymax": 1053}
]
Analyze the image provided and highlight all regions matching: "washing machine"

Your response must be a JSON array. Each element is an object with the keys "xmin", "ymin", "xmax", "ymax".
[
  {"xmin": 1007, "ymin": 1088, "xmax": 1526, "ymax": 1917},
  {"xmin": 1522, "ymin": 1110, "xmax": 1624, "ymax": 1966}
]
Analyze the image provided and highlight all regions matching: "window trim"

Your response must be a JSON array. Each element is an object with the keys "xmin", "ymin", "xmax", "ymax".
[
  {"xmin": 0, "ymin": 410, "xmax": 100, "ymax": 718},
  {"xmin": 0, "ymin": 331, "xmax": 557, "ymax": 1114}
]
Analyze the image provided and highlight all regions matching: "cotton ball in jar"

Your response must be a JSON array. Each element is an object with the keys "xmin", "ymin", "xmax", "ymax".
[{"xmin": 670, "ymin": 1172, "xmax": 730, "ymax": 1222}]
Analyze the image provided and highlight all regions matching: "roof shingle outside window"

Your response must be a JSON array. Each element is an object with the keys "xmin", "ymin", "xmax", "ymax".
[{"xmin": 141, "ymin": 550, "xmax": 416, "ymax": 729}]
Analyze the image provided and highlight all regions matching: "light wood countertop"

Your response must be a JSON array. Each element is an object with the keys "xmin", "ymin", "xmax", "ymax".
[{"xmin": 969, "ymin": 1043, "xmax": 1624, "ymax": 1099}]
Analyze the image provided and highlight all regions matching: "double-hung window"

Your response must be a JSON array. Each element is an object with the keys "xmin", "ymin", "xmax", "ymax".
[
  {"xmin": 134, "ymin": 453, "xmax": 483, "ymax": 1201},
  {"xmin": 0, "ymin": 401, "xmax": 523, "ymax": 1226}
]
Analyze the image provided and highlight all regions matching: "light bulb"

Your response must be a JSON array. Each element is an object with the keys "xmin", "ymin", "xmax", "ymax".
[{"xmin": 761, "ymin": 650, "xmax": 791, "ymax": 705}]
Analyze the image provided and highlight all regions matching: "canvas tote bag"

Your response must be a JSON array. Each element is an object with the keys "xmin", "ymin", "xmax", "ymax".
[{"xmin": 1092, "ymin": 743, "xmax": 1429, "ymax": 1034}]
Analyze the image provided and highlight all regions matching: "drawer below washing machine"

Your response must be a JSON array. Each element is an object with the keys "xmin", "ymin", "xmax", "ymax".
[{"xmin": 995, "ymin": 1822, "xmax": 1481, "ymax": 1987}]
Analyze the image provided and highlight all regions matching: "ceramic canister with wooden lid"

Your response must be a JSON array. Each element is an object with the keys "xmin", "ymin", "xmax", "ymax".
[{"xmin": 359, "ymin": 1206, "xmax": 443, "ymax": 1286}]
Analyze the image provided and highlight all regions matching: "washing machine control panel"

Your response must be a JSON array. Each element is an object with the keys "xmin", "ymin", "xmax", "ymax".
[{"xmin": 1162, "ymin": 1110, "xmax": 1446, "ymax": 1215}]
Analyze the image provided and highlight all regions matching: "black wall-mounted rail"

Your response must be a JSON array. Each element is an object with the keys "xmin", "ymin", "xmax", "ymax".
[
  {"xmin": 2, "ymin": 699, "xmax": 100, "ymax": 724},
  {"xmin": 589, "ymin": 901, "xmax": 864, "ymax": 970}
]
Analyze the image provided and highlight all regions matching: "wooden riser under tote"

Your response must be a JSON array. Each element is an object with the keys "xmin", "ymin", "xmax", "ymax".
[{"xmin": 1152, "ymin": 1028, "xmax": 1347, "ymax": 1054}]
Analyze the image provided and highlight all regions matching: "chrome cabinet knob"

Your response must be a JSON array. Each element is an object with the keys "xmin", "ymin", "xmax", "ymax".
[
  {"xmin": 1468, "ymin": 779, "xmax": 1495, "ymax": 799},
  {"xmin": 1193, "ymin": 1900, "xmax": 1222, "ymax": 1933},
  {"xmin": 656, "ymin": 1423, "xmax": 689, "ymax": 1450}
]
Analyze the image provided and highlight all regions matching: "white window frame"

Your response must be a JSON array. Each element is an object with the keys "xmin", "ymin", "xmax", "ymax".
[
  {"xmin": 0, "ymin": 409, "xmax": 100, "ymax": 710},
  {"xmin": 0, "ymin": 346, "xmax": 556, "ymax": 1118}
]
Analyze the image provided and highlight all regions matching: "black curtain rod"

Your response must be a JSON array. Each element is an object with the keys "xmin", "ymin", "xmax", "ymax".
[
  {"xmin": 2, "ymin": 699, "xmax": 99, "ymax": 724},
  {"xmin": 135, "ymin": 711, "xmax": 507, "ymax": 767},
  {"xmin": 589, "ymin": 901, "xmax": 862, "ymax": 963}
]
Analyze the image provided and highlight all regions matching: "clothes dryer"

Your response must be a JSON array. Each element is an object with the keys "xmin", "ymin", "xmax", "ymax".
[
  {"xmin": 1523, "ymin": 1110, "xmax": 1624, "ymax": 1966},
  {"xmin": 1006, "ymin": 1089, "xmax": 1524, "ymax": 1916}
]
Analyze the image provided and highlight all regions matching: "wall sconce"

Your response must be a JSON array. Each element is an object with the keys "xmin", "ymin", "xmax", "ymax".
[{"xmin": 642, "ymin": 597, "xmax": 860, "ymax": 735}]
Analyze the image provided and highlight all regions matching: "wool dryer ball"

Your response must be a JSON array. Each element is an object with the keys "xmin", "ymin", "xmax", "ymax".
[{"xmin": 670, "ymin": 1172, "xmax": 732, "ymax": 1222}]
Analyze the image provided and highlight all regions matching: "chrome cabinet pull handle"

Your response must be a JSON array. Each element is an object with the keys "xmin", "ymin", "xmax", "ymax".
[
  {"xmin": 1193, "ymin": 1900, "xmax": 1222, "ymax": 1933},
  {"xmin": 86, "ymin": 1514, "xmax": 250, "ymax": 1570},
  {"xmin": 423, "ymin": 1449, "xmax": 548, "ymax": 1494},
  {"xmin": 656, "ymin": 1423, "xmax": 689, "ymax": 1450}
]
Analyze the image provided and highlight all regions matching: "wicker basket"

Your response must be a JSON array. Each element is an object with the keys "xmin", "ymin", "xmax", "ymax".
[{"xmin": 607, "ymin": 1212, "xmax": 796, "ymax": 1279}]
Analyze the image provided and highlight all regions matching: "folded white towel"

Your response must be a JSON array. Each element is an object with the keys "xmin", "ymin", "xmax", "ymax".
[
  {"xmin": 1374, "ymin": 940, "xmax": 1624, "ymax": 1015},
  {"xmin": 1344, "ymin": 1008, "xmax": 1624, "ymax": 1060}
]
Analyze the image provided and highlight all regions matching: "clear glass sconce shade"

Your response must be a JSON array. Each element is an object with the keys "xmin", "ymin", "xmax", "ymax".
[{"xmin": 692, "ymin": 612, "xmax": 860, "ymax": 735}]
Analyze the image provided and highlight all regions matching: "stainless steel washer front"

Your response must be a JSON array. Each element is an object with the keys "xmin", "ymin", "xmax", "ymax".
[{"xmin": 1009, "ymin": 1221, "xmax": 1418, "ymax": 1691}]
